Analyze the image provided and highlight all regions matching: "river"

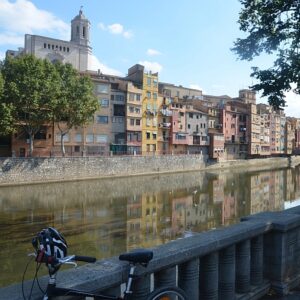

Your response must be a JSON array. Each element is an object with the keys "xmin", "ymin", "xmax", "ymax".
[{"xmin": 1, "ymin": 165, "xmax": 300, "ymax": 287}]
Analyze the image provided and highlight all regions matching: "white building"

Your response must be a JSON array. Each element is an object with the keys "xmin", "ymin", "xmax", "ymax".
[{"xmin": 6, "ymin": 8, "xmax": 91, "ymax": 72}]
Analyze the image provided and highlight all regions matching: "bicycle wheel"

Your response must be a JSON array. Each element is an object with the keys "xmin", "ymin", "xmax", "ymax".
[{"xmin": 146, "ymin": 286, "xmax": 187, "ymax": 300}]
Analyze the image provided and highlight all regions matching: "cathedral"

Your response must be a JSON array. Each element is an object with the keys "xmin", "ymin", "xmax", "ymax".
[{"xmin": 6, "ymin": 8, "xmax": 92, "ymax": 72}]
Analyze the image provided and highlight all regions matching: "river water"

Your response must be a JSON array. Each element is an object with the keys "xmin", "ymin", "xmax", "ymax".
[{"xmin": 1, "ymin": 165, "xmax": 300, "ymax": 287}]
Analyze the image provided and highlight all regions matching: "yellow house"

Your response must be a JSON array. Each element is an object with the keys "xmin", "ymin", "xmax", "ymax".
[{"xmin": 126, "ymin": 64, "xmax": 159, "ymax": 154}]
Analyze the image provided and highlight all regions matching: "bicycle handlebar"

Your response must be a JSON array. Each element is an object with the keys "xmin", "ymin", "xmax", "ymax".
[{"xmin": 35, "ymin": 250, "xmax": 96, "ymax": 266}]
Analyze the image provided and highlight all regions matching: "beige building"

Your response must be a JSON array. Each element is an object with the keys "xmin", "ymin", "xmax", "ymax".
[{"xmin": 7, "ymin": 9, "xmax": 91, "ymax": 72}]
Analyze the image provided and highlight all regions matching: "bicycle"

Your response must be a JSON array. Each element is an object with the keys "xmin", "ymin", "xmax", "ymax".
[{"xmin": 23, "ymin": 227, "xmax": 187, "ymax": 300}]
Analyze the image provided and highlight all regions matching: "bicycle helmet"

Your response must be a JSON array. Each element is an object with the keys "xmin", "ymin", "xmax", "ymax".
[{"xmin": 35, "ymin": 227, "xmax": 68, "ymax": 259}]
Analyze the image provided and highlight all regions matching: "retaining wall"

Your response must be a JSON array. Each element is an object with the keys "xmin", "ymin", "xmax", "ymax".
[{"xmin": 0, "ymin": 155, "xmax": 300, "ymax": 185}]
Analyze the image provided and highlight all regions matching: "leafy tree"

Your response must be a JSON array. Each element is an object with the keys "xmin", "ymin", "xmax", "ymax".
[
  {"xmin": 232, "ymin": 0, "xmax": 300, "ymax": 109},
  {"xmin": 52, "ymin": 62, "xmax": 98, "ymax": 156},
  {"xmin": 0, "ymin": 55, "xmax": 60, "ymax": 156}
]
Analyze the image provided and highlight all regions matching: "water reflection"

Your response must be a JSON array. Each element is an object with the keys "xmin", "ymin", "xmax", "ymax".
[{"xmin": 1, "ymin": 166, "xmax": 300, "ymax": 287}]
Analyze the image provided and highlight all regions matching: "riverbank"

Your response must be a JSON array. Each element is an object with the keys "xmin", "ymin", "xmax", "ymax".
[{"xmin": 0, "ymin": 154, "xmax": 299, "ymax": 186}]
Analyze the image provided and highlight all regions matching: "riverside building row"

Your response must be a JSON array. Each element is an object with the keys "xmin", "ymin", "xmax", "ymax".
[{"xmin": 3, "ymin": 9, "xmax": 300, "ymax": 159}]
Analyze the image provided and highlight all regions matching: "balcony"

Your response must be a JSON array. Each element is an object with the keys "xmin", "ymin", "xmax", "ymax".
[
  {"xmin": 160, "ymin": 109, "xmax": 173, "ymax": 116},
  {"xmin": 159, "ymin": 122, "xmax": 171, "ymax": 129}
]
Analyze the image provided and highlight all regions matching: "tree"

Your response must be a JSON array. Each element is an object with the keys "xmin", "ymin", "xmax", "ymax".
[
  {"xmin": 0, "ymin": 55, "xmax": 60, "ymax": 156},
  {"xmin": 52, "ymin": 62, "xmax": 98, "ymax": 156},
  {"xmin": 232, "ymin": 0, "xmax": 300, "ymax": 109}
]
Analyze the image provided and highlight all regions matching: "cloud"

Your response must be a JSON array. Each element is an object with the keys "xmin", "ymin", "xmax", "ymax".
[
  {"xmin": 147, "ymin": 49, "xmax": 162, "ymax": 56},
  {"xmin": 97, "ymin": 22, "xmax": 133, "ymax": 39},
  {"xmin": 0, "ymin": 33, "xmax": 24, "ymax": 46},
  {"xmin": 0, "ymin": 0, "xmax": 70, "ymax": 43},
  {"xmin": 88, "ymin": 55, "xmax": 123, "ymax": 76},
  {"xmin": 284, "ymin": 90, "xmax": 300, "ymax": 118},
  {"xmin": 139, "ymin": 61, "xmax": 163, "ymax": 73},
  {"xmin": 189, "ymin": 84, "xmax": 203, "ymax": 92},
  {"xmin": 0, "ymin": 51, "xmax": 5, "ymax": 60}
]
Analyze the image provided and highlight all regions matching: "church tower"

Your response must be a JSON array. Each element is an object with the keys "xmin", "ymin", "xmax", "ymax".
[{"xmin": 71, "ymin": 7, "xmax": 91, "ymax": 47}]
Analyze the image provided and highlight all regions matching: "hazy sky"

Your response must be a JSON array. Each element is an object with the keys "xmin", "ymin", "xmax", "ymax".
[{"xmin": 0, "ymin": 0, "xmax": 299, "ymax": 117}]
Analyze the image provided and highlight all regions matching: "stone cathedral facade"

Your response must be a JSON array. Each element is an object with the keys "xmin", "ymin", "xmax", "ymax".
[{"xmin": 6, "ymin": 8, "xmax": 92, "ymax": 72}]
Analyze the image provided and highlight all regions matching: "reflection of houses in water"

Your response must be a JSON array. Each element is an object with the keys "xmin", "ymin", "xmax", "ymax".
[
  {"xmin": 250, "ymin": 171, "xmax": 285, "ymax": 214},
  {"xmin": 141, "ymin": 193, "xmax": 159, "ymax": 248},
  {"xmin": 171, "ymin": 192, "xmax": 214, "ymax": 234},
  {"xmin": 286, "ymin": 169, "xmax": 296, "ymax": 202},
  {"xmin": 211, "ymin": 176, "xmax": 225, "ymax": 203},
  {"xmin": 126, "ymin": 194, "xmax": 142, "ymax": 249}
]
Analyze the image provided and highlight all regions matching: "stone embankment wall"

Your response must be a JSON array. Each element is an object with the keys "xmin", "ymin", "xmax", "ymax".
[{"xmin": 0, "ymin": 154, "xmax": 300, "ymax": 186}]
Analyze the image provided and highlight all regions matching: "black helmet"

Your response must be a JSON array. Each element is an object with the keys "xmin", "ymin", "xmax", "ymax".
[{"xmin": 35, "ymin": 227, "xmax": 68, "ymax": 259}]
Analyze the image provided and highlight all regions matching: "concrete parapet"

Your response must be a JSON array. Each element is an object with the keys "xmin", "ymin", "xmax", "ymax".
[{"xmin": 3, "ymin": 208, "xmax": 300, "ymax": 299}]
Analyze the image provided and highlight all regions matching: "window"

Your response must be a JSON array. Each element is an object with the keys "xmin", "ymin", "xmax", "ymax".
[
  {"xmin": 100, "ymin": 99, "xmax": 109, "ymax": 107},
  {"xmin": 136, "ymin": 119, "xmax": 141, "ymax": 125},
  {"xmin": 189, "ymin": 113, "xmax": 193, "ymax": 118},
  {"xmin": 147, "ymin": 77, "xmax": 151, "ymax": 86},
  {"xmin": 136, "ymin": 94, "xmax": 141, "ymax": 101},
  {"xmin": 111, "ymin": 95, "xmax": 115, "ymax": 101},
  {"xmin": 67, "ymin": 47, "xmax": 69, "ymax": 52},
  {"xmin": 95, "ymin": 83, "xmax": 109, "ymax": 94},
  {"xmin": 44, "ymin": 43, "xmax": 46, "ymax": 48},
  {"xmin": 153, "ymin": 79, "xmax": 158, "ymax": 87},
  {"xmin": 115, "ymin": 95, "xmax": 125, "ymax": 101},
  {"xmin": 135, "ymin": 108, "xmax": 140, "ymax": 114},
  {"xmin": 153, "ymin": 132, "xmax": 157, "ymax": 140},
  {"xmin": 153, "ymin": 93, "xmax": 157, "ymax": 100},
  {"xmin": 75, "ymin": 134, "xmax": 82, "ymax": 142},
  {"xmin": 86, "ymin": 134, "xmax": 93, "ymax": 143},
  {"xmin": 97, "ymin": 115, "xmax": 108, "ymax": 124},
  {"xmin": 74, "ymin": 146, "xmax": 80, "ymax": 152},
  {"xmin": 56, "ymin": 134, "xmax": 69, "ymax": 142},
  {"xmin": 146, "ymin": 132, "xmax": 151, "ymax": 139},
  {"xmin": 130, "ymin": 119, "xmax": 134, "ymax": 126},
  {"xmin": 114, "ymin": 104, "xmax": 125, "ymax": 116},
  {"xmin": 35, "ymin": 127, "xmax": 47, "ymax": 139},
  {"xmin": 83, "ymin": 26, "xmax": 86, "ymax": 37},
  {"xmin": 147, "ymin": 91, "xmax": 151, "ymax": 99},
  {"xmin": 96, "ymin": 134, "xmax": 108, "ymax": 143},
  {"xmin": 188, "ymin": 124, "xmax": 191, "ymax": 129}
]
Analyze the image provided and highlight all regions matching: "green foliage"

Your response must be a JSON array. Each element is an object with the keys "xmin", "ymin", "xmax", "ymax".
[
  {"xmin": 233, "ymin": 0, "xmax": 300, "ymax": 109},
  {"xmin": 51, "ymin": 62, "xmax": 98, "ymax": 155},
  {"xmin": 0, "ymin": 55, "xmax": 60, "ymax": 155},
  {"xmin": 52, "ymin": 62, "xmax": 98, "ymax": 129},
  {"xmin": 1, "ymin": 55, "xmax": 59, "ymax": 133}
]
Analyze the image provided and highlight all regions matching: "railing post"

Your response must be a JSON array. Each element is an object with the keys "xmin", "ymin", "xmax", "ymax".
[
  {"xmin": 251, "ymin": 235, "xmax": 263, "ymax": 286},
  {"xmin": 219, "ymin": 245, "xmax": 236, "ymax": 300},
  {"xmin": 154, "ymin": 266, "xmax": 176, "ymax": 288},
  {"xmin": 130, "ymin": 273, "xmax": 151, "ymax": 300},
  {"xmin": 178, "ymin": 258, "xmax": 199, "ymax": 299},
  {"xmin": 199, "ymin": 252, "xmax": 218, "ymax": 300},
  {"xmin": 236, "ymin": 239, "xmax": 250, "ymax": 293}
]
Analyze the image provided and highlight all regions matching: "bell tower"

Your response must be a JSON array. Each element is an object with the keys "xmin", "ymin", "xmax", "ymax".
[{"xmin": 71, "ymin": 7, "xmax": 90, "ymax": 46}]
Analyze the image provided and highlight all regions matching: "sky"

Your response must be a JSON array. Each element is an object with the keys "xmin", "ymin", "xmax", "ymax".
[{"xmin": 0, "ymin": 0, "xmax": 299, "ymax": 118}]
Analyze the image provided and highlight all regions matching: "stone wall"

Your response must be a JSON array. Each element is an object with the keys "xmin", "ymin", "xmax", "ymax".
[{"xmin": 0, "ymin": 154, "xmax": 300, "ymax": 186}]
